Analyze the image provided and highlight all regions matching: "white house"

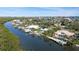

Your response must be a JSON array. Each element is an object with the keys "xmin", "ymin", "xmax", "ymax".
[
  {"xmin": 26, "ymin": 25, "xmax": 40, "ymax": 29},
  {"xmin": 12, "ymin": 19, "xmax": 23, "ymax": 24},
  {"xmin": 41, "ymin": 28, "xmax": 49, "ymax": 31},
  {"xmin": 24, "ymin": 29, "xmax": 31, "ymax": 32},
  {"xmin": 54, "ymin": 30, "xmax": 75, "ymax": 38}
]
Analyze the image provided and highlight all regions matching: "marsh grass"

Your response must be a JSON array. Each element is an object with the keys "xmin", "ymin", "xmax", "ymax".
[{"xmin": 0, "ymin": 18, "xmax": 21, "ymax": 51}]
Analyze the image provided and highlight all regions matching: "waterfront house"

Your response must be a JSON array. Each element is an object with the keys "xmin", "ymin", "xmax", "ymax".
[
  {"xmin": 23, "ymin": 25, "xmax": 40, "ymax": 33},
  {"xmin": 26, "ymin": 25, "xmax": 40, "ymax": 29},
  {"xmin": 24, "ymin": 29, "xmax": 31, "ymax": 32},
  {"xmin": 54, "ymin": 30, "xmax": 75, "ymax": 41},
  {"xmin": 54, "ymin": 30, "xmax": 75, "ymax": 37},
  {"xmin": 40, "ymin": 28, "xmax": 48, "ymax": 31},
  {"xmin": 12, "ymin": 19, "xmax": 23, "ymax": 25}
]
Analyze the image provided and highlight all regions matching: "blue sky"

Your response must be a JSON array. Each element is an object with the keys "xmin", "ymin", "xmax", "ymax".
[{"xmin": 0, "ymin": 7, "xmax": 79, "ymax": 16}]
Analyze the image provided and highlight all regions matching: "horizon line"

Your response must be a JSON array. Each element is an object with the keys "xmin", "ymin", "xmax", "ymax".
[{"xmin": 0, "ymin": 16, "xmax": 79, "ymax": 17}]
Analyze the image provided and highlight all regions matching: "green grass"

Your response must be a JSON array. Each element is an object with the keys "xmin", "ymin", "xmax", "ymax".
[
  {"xmin": 71, "ymin": 39, "xmax": 79, "ymax": 44},
  {"xmin": 42, "ymin": 27, "xmax": 60, "ymax": 37},
  {"xmin": 0, "ymin": 18, "xmax": 21, "ymax": 51}
]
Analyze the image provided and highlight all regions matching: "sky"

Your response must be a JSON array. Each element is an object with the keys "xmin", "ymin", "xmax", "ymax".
[{"xmin": 0, "ymin": 7, "xmax": 79, "ymax": 16}]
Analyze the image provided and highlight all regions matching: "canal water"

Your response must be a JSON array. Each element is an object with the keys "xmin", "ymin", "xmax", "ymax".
[{"xmin": 4, "ymin": 22, "xmax": 69, "ymax": 51}]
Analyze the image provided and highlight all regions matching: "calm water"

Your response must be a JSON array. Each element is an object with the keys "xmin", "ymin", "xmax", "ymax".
[{"xmin": 4, "ymin": 22, "xmax": 66, "ymax": 51}]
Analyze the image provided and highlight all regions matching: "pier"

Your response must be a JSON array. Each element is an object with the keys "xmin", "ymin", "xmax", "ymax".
[{"xmin": 46, "ymin": 36, "xmax": 67, "ymax": 45}]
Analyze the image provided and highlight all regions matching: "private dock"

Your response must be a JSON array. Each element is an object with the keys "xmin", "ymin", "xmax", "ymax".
[{"xmin": 46, "ymin": 36, "xmax": 67, "ymax": 45}]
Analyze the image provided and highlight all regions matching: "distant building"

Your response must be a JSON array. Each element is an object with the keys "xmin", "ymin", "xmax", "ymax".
[{"xmin": 64, "ymin": 18, "xmax": 72, "ymax": 22}]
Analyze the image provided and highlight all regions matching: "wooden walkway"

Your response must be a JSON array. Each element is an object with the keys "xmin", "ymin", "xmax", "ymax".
[{"xmin": 47, "ymin": 36, "xmax": 67, "ymax": 45}]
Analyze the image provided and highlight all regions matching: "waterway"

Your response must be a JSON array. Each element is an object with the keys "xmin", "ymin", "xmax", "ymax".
[{"xmin": 4, "ymin": 22, "xmax": 75, "ymax": 51}]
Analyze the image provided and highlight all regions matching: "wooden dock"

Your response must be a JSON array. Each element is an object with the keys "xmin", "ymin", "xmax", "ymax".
[{"xmin": 46, "ymin": 36, "xmax": 67, "ymax": 45}]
